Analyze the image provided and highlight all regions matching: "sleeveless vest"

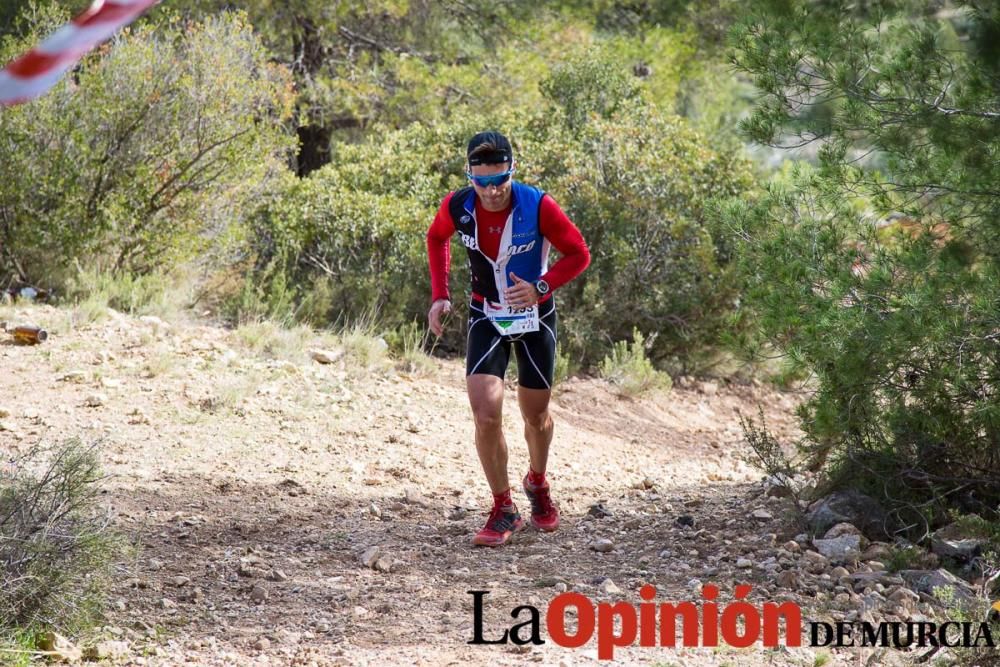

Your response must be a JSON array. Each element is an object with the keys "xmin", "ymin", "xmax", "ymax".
[{"xmin": 447, "ymin": 182, "xmax": 550, "ymax": 304}]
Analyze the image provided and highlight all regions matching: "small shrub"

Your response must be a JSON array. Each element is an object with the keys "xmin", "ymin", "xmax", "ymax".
[
  {"xmin": 739, "ymin": 406, "xmax": 797, "ymax": 478},
  {"xmin": 884, "ymin": 545, "xmax": 922, "ymax": 573},
  {"xmin": 0, "ymin": 439, "xmax": 121, "ymax": 636},
  {"xmin": 740, "ymin": 407, "xmax": 809, "ymax": 520},
  {"xmin": 553, "ymin": 351, "xmax": 577, "ymax": 386},
  {"xmin": 233, "ymin": 320, "xmax": 315, "ymax": 361},
  {"xmin": 63, "ymin": 265, "xmax": 198, "ymax": 328},
  {"xmin": 69, "ymin": 293, "xmax": 113, "ymax": 326},
  {"xmin": 339, "ymin": 324, "xmax": 391, "ymax": 375},
  {"xmin": 224, "ymin": 255, "xmax": 301, "ymax": 328},
  {"xmin": 949, "ymin": 514, "xmax": 1000, "ymax": 552},
  {"xmin": 813, "ymin": 652, "xmax": 832, "ymax": 667},
  {"xmin": 386, "ymin": 321, "xmax": 436, "ymax": 376},
  {"xmin": 599, "ymin": 329, "xmax": 672, "ymax": 397}
]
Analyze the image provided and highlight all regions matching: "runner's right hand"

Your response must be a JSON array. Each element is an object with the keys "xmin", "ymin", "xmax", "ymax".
[{"xmin": 428, "ymin": 299, "xmax": 452, "ymax": 337}]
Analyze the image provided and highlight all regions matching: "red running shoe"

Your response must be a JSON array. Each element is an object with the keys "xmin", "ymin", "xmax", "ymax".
[
  {"xmin": 472, "ymin": 504, "xmax": 524, "ymax": 547},
  {"xmin": 523, "ymin": 474, "xmax": 560, "ymax": 531}
]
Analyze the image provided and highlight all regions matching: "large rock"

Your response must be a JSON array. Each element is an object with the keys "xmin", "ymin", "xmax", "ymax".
[
  {"xmin": 899, "ymin": 569, "xmax": 977, "ymax": 605},
  {"xmin": 824, "ymin": 522, "xmax": 864, "ymax": 541},
  {"xmin": 360, "ymin": 546, "xmax": 380, "ymax": 568},
  {"xmin": 806, "ymin": 490, "xmax": 891, "ymax": 539},
  {"xmin": 931, "ymin": 521, "xmax": 986, "ymax": 562},
  {"xmin": 813, "ymin": 535, "xmax": 862, "ymax": 561},
  {"xmin": 861, "ymin": 542, "xmax": 893, "ymax": 562}
]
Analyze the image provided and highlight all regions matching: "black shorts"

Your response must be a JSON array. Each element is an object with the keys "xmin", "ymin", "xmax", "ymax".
[{"xmin": 466, "ymin": 298, "xmax": 557, "ymax": 390}]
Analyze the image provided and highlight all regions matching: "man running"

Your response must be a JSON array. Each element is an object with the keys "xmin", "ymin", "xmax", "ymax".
[{"xmin": 426, "ymin": 130, "xmax": 590, "ymax": 546}]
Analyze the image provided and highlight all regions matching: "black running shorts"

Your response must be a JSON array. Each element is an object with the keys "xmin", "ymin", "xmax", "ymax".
[{"xmin": 466, "ymin": 298, "xmax": 557, "ymax": 390}]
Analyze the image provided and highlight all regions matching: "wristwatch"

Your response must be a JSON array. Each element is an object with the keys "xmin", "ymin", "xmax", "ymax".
[{"xmin": 533, "ymin": 279, "xmax": 550, "ymax": 296}]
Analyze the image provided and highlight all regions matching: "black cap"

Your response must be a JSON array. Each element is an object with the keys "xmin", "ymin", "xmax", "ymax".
[{"xmin": 467, "ymin": 130, "xmax": 513, "ymax": 166}]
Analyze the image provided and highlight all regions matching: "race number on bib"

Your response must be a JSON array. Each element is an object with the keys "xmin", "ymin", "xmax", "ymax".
[{"xmin": 485, "ymin": 301, "xmax": 539, "ymax": 336}]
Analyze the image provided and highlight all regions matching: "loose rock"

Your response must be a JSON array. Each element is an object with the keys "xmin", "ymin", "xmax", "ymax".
[
  {"xmin": 598, "ymin": 578, "xmax": 622, "ymax": 595},
  {"xmin": 823, "ymin": 522, "xmax": 863, "ymax": 540},
  {"xmin": 360, "ymin": 546, "xmax": 380, "ymax": 569},
  {"xmin": 250, "ymin": 584, "xmax": 269, "ymax": 604},
  {"xmin": 310, "ymin": 348, "xmax": 344, "ymax": 365},
  {"xmin": 813, "ymin": 535, "xmax": 862, "ymax": 561},
  {"xmin": 776, "ymin": 570, "xmax": 800, "ymax": 589},
  {"xmin": 588, "ymin": 503, "xmax": 613, "ymax": 519},
  {"xmin": 806, "ymin": 490, "xmax": 891, "ymax": 539},
  {"xmin": 39, "ymin": 632, "xmax": 82, "ymax": 663},
  {"xmin": 84, "ymin": 393, "xmax": 107, "ymax": 407},
  {"xmin": 591, "ymin": 538, "xmax": 614, "ymax": 553},
  {"xmin": 83, "ymin": 640, "xmax": 129, "ymax": 661},
  {"xmin": 931, "ymin": 521, "xmax": 986, "ymax": 561}
]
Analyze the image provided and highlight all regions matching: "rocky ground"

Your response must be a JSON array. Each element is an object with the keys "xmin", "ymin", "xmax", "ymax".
[{"xmin": 0, "ymin": 302, "xmax": 995, "ymax": 666}]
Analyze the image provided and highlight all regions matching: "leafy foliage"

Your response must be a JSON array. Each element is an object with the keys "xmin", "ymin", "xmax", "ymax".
[
  {"xmin": 539, "ymin": 104, "xmax": 756, "ymax": 370},
  {"xmin": 0, "ymin": 10, "xmax": 296, "ymax": 289},
  {"xmin": 148, "ymin": 0, "xmax": 749, "ymax": 173},
  {"xmin": 726, "ymin": 0, "xmax": 1000, "ymax": 525}
]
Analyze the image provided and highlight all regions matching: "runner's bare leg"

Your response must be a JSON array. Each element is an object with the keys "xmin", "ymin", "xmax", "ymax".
[
  {"xmin": 517, "ymin": 386, "xmax": 553, "ymax": 474},
  {"xmin": 467, "ymin": 374, "xmax": 510, "ymax": 493}
]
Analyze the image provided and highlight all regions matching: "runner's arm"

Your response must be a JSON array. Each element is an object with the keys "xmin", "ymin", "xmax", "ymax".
[
  {"xmin": 538, "ymin": 194, "xmax": 590, "ymax": 290},
  {"xmin": 427, "ymin": 193, "xmax": 455, "ymax": 302}
]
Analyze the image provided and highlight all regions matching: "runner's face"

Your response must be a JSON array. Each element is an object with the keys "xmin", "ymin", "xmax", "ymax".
[{"xmin": 468, "ymin": 161, "xmax": 513, "ymax": 211}]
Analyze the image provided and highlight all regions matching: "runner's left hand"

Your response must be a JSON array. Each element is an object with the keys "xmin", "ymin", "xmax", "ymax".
[{"xmin": 505, "ymin": 272, "xmax": 539, "ymax": 308}]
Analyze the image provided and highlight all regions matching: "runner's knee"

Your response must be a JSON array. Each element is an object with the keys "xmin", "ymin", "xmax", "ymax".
[
  {"xmin": 471, "ymin": 408, "xmax": 503, "ymax": 431},
  {"xmin": 522, "ymin": 410, "xmax": 551, "ymax": 432}
]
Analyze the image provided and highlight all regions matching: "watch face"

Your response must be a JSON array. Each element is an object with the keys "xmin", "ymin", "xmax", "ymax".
[{"xmin": 536, "ymin": 280, "xmax": 550, "ymax": 294}]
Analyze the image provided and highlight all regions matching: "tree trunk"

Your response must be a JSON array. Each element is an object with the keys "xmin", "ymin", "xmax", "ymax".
[
  {"xmin": 296, "ymin": 124, "xmax": 332, "ymax": 177},
  {"xmin": 293, "ymin": 16, "xmax": 331, "ymax": 177}
]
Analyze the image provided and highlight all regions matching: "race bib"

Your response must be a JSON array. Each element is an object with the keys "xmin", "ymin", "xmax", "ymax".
[{"xmin": 485, "ymin": 301, "xmax": 539, "ymax": 335}]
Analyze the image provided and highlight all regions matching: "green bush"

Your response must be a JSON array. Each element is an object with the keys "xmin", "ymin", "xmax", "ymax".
[
  {"xmin": 725, "ymin": 0, "xmax": 1000, "ymax": 528},
  {"xmin": 599, "ymin": 329, "xmax": 672, "ymax": 397},
  {"xmin": 62, "ymin": 264, "xmax": 198, "ymax": 324},
  {"xmin": 540, "ymin": 55, "xmax": 644, "ymax": 131},
  {"xmin": 385, "ymin": 320, "xmax": 437, "ymax": 375},
  {"xmin": 0, "ymin": 439, "xmax": 122, "ymax": 637},
  {"xmin": 722, "ymin": 164, "xmax": 1000, "ymax": 529},
  {"xmin": 553, "ymin": 351, "xmax": 578, "ymax": 386},
  {"xmin": 538, "ymin": 105, "xmax": 757, "ymax": 372},
  {"xmin": 238, "ymin": 172, "xmax": 438, "ymax": 329},
  {"xmin": 0, "ymin": 9, "xmax": 296, "ymax": 290}
]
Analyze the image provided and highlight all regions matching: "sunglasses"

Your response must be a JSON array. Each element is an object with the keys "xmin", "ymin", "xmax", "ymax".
[{"xmin": 467, "ymin": 169, "xmax": 513, "ymax": 188}]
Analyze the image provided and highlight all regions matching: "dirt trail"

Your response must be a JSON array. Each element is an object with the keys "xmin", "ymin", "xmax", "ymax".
[{"xmin": 0, "ymin": 303, "xmax": 853, "ymax": 666}]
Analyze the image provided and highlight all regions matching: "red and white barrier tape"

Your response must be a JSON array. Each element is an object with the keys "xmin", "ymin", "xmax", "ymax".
[{"xmin": 0, "ymin": 0, "xmax": 160, "ymax": 106}]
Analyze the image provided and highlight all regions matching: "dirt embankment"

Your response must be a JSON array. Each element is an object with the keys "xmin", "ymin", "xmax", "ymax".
[{"xmin": 4, "ymin": 303, "xmax": 916, "ymax": 667}]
